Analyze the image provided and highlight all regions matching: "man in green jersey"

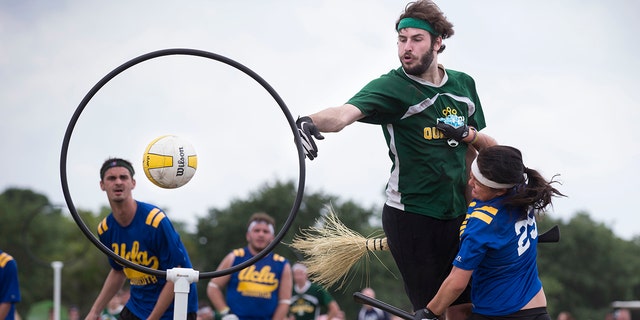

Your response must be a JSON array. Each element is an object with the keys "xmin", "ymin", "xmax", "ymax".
[
  {"xmin": 295, "ymin": 1, "xmax": 497, "ymax": 319},
  {"xmin": 289, "ymin": 263, "xmax": 342, "ymax": 320}
]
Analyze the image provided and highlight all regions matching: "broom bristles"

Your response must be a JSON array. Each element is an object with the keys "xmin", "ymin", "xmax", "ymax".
[{"xmin": 289, "ymin": 205, "xmax": 388, "ymax": 289}]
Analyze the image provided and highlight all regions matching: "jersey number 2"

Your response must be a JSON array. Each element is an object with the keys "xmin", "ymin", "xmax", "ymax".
[{"xmin": 514, "ymin": 216, "xmax": 538, "ymax": 256}]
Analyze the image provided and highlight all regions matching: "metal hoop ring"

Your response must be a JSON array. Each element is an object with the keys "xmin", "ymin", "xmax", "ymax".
[{"xmin": 59, "ymin": 48, "xmax": 306, "ymax": 279}]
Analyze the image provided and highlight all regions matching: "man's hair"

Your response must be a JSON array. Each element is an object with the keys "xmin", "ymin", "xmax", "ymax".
[
  {"xmin": 247, "ymin": 212, "xmax": 276, "ymax": 229},
  {"xmin": 100, "ymin": 158, "xmax": 135, "ymax": 180},
  {"xmin": 396, "ymin": 0, "xmax": 455, "ymax": 53},
  {"xmin": 292, "ymin": 263, "xmax": 307, "ymax": 272}
]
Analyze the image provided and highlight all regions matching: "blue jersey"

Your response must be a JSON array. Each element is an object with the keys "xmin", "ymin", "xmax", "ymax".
[
  {"xmin": 0, "ymin": 251, "xmax": 20, "ymax": 320},
  {"xmin": 455, "ymin": 197, "xmax": 542, "ymax": 316},
  {"xmin": 97, "ymin": 201, "xmax": 198, "ymax": 319},
  {"xmin": 226, "ymin": 247, "xmax": 288, "ymax": 320}
]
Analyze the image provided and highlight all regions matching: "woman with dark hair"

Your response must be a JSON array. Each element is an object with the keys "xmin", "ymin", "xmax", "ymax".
[{"xmin": 415, "ymin": 145, "xmax": 565, "ymax": 320}]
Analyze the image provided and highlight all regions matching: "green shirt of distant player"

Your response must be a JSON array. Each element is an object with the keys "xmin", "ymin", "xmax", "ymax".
[
  {"xmin": 289, "ymin": 282, "xmax": 335, "ymax": 320},
  {"xmin": 347, "ymin": 66, "xmax": 487, "ymax": 219}
]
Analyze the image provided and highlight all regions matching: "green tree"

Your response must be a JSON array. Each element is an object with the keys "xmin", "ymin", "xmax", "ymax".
[
  {"xmin": 193, "ymin": 180, "xmax": 407, "ymax": 319},
  {"xmin": 538, "ymin": 212, "xmax": 640, "ymax": 319},
  {"xmin": 0, "ymin": 188, "xmax": 107, "ymax": 318},
  {"xmin": 5, "ymin": 184, "xmax": 640, "ymax": 320}
]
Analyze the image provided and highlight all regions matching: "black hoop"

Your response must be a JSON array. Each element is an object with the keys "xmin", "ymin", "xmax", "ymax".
[{"xmin": 60, "ymin": 48, "xmax": 306, "ymax": 279}]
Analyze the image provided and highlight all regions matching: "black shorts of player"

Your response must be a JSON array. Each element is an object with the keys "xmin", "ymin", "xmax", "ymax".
[
  {"xmin": 468, "ymin": 307, "xmax": 551, "ymax": 320},
  {"xmin": 382, "ymin": 204, "xmax": 471, "ymax": 311},
  {"xmin": 119, "ymin": 306, "xmax": 197, "ymax": 320}
]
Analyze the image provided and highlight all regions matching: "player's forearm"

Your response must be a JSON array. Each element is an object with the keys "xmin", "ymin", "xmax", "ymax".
[
  {"xmin": 309, "ymin": 104, "xmax": 363, "ymax": 132},
  {"xmin": 272, "ymin": 303, "xmax": 291, "ymax": 320},
  {"xmin": 327, "ymin": 302, "xmax": 342, "ymax": 319},
  {"xmin": 426, "ymin": 268, "xmax": 470, "ymax": 315},
  {"xmin": 0, "ymin": 303, "xmax": 11, "ymax": 319},
  {"xmin": 206, "ymin": 281, "xmax": 228, "ymax": 312},
  {"xmin": 147, "ymin": 281, "xmax": 175, "ymax": 320},
  {"xmin": 464, "ymin": 128, "xmax": 497, "ymax": 151}
]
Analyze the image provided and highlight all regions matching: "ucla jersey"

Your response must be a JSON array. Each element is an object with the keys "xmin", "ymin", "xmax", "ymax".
[
  {"xmin": 227, "ymin": 247, "xmax": 288, "ymax": 320},
  {"xmin": 97, "ymin": 201, "xmax": 197, "ymax": 319},
  {"xmin": 455, "ymin": 197, "xmax": 542, "ymax": 316}
]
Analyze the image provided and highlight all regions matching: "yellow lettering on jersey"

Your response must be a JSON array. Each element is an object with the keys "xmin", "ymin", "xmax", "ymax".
[
  {"xmin": 111, "ymin": 241, "xmax": 160, "ymax": 286},
  {"xmin": 423, "ymin": 127, "xmax": 445, "ymax": 140},
  {"xmin": 237, "ymin": 265, "xmax": 279, "ymax": 299},
  {"xmin": 290, "ymin": 298, "xmax": 315, "ymax": 315}
]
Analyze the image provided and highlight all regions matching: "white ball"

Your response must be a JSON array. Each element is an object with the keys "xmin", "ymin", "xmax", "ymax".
[{"xmin": 142, "ymin": 135, "xmax": 197, "ymax": 189}]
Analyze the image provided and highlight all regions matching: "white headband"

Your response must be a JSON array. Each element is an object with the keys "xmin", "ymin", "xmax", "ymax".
[
  {"xmin": 248, "ymin": 220, "xmax": 275, "ymax": 235},
  {"xmin": 471, "ymin": 158, "xmax": 516, "ymax": 189}
]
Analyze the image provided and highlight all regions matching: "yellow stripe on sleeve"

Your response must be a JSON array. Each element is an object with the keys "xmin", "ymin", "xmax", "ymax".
[
  {"xmin": 98, "ymin": 218, "xmax": 109, "ymax": 235},
  {"xmin": 145, "ymin": 208, "xmax": 166, "ymax": 228},
  {"xmin": 0, "ymin": 253, "xmax": 13, "ymax": 267},
  {"xmin": 233, "ymin": 248, "xmax": 245, "ymax": 257},
  {"xmin": 469, "ymin": 211, "xmax": 494, "ymax": 224}
]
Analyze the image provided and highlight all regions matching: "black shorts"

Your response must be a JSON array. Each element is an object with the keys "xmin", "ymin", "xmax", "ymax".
[
  {"xmin": 382, "ymin": 204, "xmax": 471, "ymax": 311},
  {"xmin": 119, "ymin": 306, "xmax": 197, "ymax": 320},
  {"xmin": 468, "ymin": 307, "xmax": 551, "ymax": 320}
]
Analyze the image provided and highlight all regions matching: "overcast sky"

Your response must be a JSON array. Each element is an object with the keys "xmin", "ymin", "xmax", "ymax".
[{"xmin": 1, "ymin": 0, "xmax": 639, "ymax": 241}]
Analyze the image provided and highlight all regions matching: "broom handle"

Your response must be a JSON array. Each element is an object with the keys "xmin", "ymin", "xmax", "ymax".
[
  {"xmin": 353, "ymin": 292, "xmax": 413, "ymax": 320},
  {"xmin": 365, "ymin": 237, "xmax": 388, "ymax": 251},
  {"xmin": 363, "ymin": 225, "xmax": 559, "ymax": 251}
]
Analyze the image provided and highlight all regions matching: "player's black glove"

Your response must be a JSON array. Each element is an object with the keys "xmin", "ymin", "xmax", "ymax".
[
  {"xmin": 296, "ymin": 116, "xmax": 324, "ymax": 160},
  {"xmin": 413, "ymin": 308, "xmax": 439, "ymax": 320},
  {"xmin": 436, "ymin": 120, "xmax": 469, "ymax": 142}
]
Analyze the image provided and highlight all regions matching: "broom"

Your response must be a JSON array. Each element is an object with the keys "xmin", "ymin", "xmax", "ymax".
[{"xmin": 289, "ymin": 204, "xmax": 389, "ymax": 289}]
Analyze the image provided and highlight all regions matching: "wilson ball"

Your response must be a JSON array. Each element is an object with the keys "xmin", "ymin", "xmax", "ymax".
[{"xmin": 142, "ymin": 135, "xmax": 197, "ymax": 189}]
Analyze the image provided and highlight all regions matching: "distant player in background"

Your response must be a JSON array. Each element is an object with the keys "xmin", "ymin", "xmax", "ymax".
[
  {"xmin": 207, "ymin": 212, "xmax": 292, "ymax": 320},
  {"xmin": 357, "ymin": 288, "xmax": 390, "ymax": 320},
  {"xmin": 85, "ymin": 158, "xmax": 198, "ymax": 320},
  {"xmin": 416, "ymin": 146, "xmax": 565, "ymax": 320},
  {"xmin": 0, "ymin": 250, "xmax": 21, "ymax": 320},
  {"xmin": 289, "ymin": 263, "xmax": 342, "ymax": 320},
  {"xmin": 100, "ymin": 288, "xmax": 126, "ymax": 320}
]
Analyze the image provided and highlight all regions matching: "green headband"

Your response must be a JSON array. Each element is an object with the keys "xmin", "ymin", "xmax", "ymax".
[{"xmin": 397, "ymin": 17, "xmax": 439, "ymax": 36}]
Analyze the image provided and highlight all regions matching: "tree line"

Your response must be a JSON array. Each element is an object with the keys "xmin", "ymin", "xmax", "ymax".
[{"xmin": 1, "ymin": 183, "xmax": 639, "ymax": 320}]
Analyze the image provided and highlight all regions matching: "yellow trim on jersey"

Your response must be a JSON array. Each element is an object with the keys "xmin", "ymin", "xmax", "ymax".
[
  {"xmin": 0, "ymin": 252, "xmax": 14, "ymax": 267},
  {"xmin": 460, "ymin": 204, "xmax": 499, "ymax": 237},
  {"xmin": 98, "ymin": 218, "xmax": 109, "ymax": 235},
  {"xmin": 478, "ymin": 205, "xmax": 499, "ymax": 215},
  {"xmin": 469, "ymin": 206, "xmax": 498, "ymax": 225},
  {"xmin": 145, "ymin": 208, "xmax": 166, "ymax": 228},
  {"xmin": 233, "ymin": 248, "xmax": 246, "ymax": 257}
]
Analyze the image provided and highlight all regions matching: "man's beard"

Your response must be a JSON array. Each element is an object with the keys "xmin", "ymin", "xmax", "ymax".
[{"xmin": 403, "ymin": 46, "xmax": 435, "ymax": 76}]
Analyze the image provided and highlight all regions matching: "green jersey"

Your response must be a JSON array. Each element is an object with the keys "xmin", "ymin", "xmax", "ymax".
[
  {"xmin": 289, "ymin": 281, "xmax": 335, "ymax": 320},
  {"xmin": 347, "ymin": 66, "xmax": 487, "ymax": 219}
]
